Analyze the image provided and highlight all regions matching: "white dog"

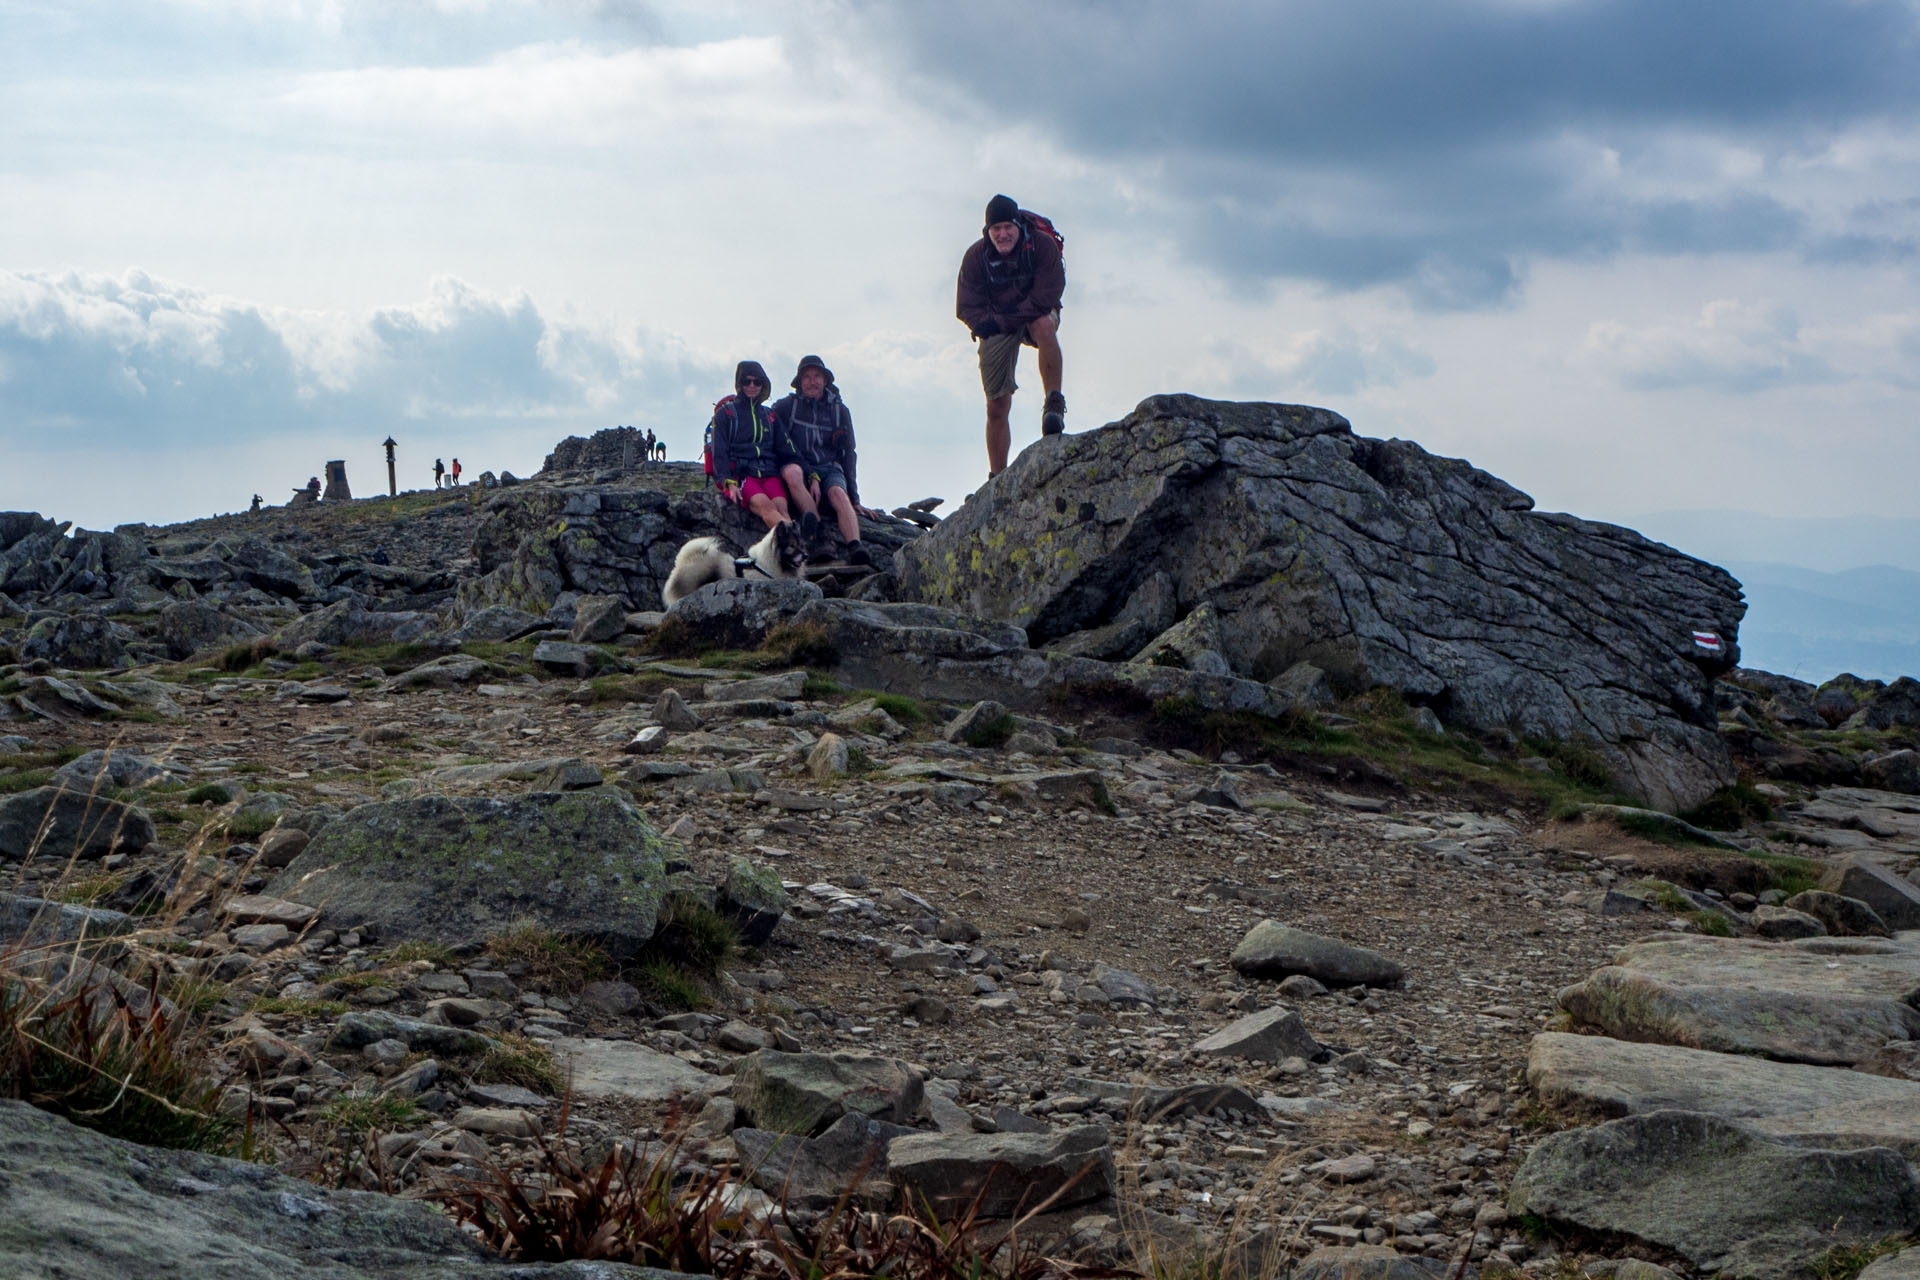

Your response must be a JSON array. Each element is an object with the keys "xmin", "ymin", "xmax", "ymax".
[{"xmin": 662, "ymin": 520, "xmax": 809, "ymax": 607}]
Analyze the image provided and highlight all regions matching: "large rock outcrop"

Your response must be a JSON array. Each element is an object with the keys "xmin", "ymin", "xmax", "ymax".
[
  {"xmin": 0, "ymin": 1099, "xmax": 658, "ymax": 1279},
  {"xmin": 896, "ymin": 396, "xmax": 1744, "ymax": 809}
]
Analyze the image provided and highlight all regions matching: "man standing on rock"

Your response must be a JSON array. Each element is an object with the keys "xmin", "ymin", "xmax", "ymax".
[{"xmin": 957, "ymin": 193, "xmax": 1066, "ymax": 477}]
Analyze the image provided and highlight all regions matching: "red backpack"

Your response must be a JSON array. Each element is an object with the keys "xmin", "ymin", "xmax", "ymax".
[
  {"xmin": 703, "ymin": 394, "xmax": 738, "ymax": 479},
  {"xmin": 1022, "ymin": 210, "xmax": 1065, "ymax": 266}
]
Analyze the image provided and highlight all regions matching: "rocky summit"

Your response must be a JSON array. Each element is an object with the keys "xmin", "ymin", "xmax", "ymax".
[
  {"xmin": 1, "ymin": 405, "xmax": 1920, "ymax": 1280},
  {"xmin": 895, "ymin": 396, "xmax": 1743, "ymax": 812}
]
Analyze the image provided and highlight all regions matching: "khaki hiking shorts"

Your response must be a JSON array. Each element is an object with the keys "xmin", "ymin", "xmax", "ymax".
[{"xmin": 977, "ymin": 309, "xmax": 1061, "ymax": 400}]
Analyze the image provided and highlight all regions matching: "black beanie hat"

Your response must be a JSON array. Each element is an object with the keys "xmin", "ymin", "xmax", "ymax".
[{"xmin": 984, "ymin": 194, "xmax": 1019, "ymax": 229}]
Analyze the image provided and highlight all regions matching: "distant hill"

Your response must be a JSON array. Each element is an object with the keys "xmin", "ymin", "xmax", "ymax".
[
  {"xmin": 1610, "ymin": 511, "xmax": 1920, "ymax": 683},
  {"xmin": 1719, "ymin": 559, "xmax": 1920, "ymax": 684}
]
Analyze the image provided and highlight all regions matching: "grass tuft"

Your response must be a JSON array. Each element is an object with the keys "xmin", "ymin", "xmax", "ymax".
[
  {"xmin": 470, "ymin": 1033, "xmax": 564, "ymax": 1095},
  {"xmin": 320, "ymin": 1093, "xmax": 425, "ymax": 1136},
  {"xmin": 871, "ymin": 691, "xmax": 928, "ymax": 725},
  {"xmin": 0, "ymin": 963, "xmax": 235, "ymax": 1153},
  {"xmin": 1679, "ymin": 781, "xmax": 1775, "ymax": 830},
  {"xmin": 381, "ymin": 940, "xmax": 456, "ymax": 967},
  {"xmin": 484, "ymin": 923, "xmax": 608, "ymax": 995},
  {"xmin": 632, "ymin": 962, "xmax": 705, "ymax": 1011}
]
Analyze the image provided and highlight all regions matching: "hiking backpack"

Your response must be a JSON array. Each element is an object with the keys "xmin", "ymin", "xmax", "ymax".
[
  {"xmin": 1021, "ymin": 210, "xmax": 1064, "ymax": 266},
  {"xmin": 703, "ymin": 394, "xmax": 737, "ymax": 479}
]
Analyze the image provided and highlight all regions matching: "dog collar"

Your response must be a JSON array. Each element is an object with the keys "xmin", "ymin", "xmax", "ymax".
[{"xmin": 733, "ymin": 556, "xmax": 773, "ymax": 579}]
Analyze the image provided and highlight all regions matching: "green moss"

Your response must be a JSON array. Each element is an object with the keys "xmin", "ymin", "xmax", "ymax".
[
  {"xmin": 871, "ymin": 692, "xmax": 928, "ymax": 725},
  {"xmin": 250, "ymin": 996, "xmax": 349, "ymax": 1017},
  {"xmin": 183, "ymin": 783, "xmax": 233, "ymax": 806},
  {"xmin": 0, "ymin": 768, "xmax": 54, "ymax": 796}
]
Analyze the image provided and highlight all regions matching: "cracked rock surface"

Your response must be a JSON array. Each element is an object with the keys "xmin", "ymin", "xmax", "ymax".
[{"xmin": 896, "ymin": 395, "xmax": 1744, "ymax": 810}]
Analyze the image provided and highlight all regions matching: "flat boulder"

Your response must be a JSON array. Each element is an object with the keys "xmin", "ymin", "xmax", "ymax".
[
  {"xmin": 1193, "ymin": 1006, "xmax": 1323, "ymax": 1063},
  {"xmin": 1509, "ymin": 1110, "xmax": 1920, "ymax": 1279},
  {"xmin": 887, "ymin": 1125, "xmax": 1115, "ymax": 1219},
  {"xmin": 267, "ymin": 790, "xmax": 667, "ymax": 959},
  {"xmin": 1557, "ymin": 935, "xmax": 1920, "ymax": 1065},
  {"xmin": 51, "ymin": 749, "xmax": 180, "ymax": 792},
  {"xmin": 548, "ymin": 1036, "xmax": 726, "ymax": 1103},
  {"xmin": 1783, "ymin": 888, "xmax": 1888, "ymax": 937},
  {"xmin": 730, "ymin": 1050, "xmax": 923, "ymax": 1136},
  {"xmin": 156, "ymin": 599, "xmax": 264, "ymax": 659},
  {"xmin": 1229, "ymin": 921, "xmax": 1404, "ymax": 987},
  {"xmin": 0, "ymin": 787, "xmax": 155, "ymax": 863},
  {"xmin": 731, "ymin": 1111, "xmax": 916, "ymax": 1209},
  {"xmin": 384, "ymin": 655, "xmax": 491, "ymax": 691},
  {"xmin": 666, "ymin": 577, "xmax": 822, "ymax": 649},
  {"xmin": 269, "ymin": 598, "xmax": 437, "ymax": 651},
  {"xmin": 1826, "ymin": 857, "xmax": 1920, "ymax": 930},
  {"xmin": 1528, "ymin": 1032, "xmax": 1920, "ymax": 1156},
  {"xmin": 0, "ymin": 895, "xmax": 135, "ymax": 947}
]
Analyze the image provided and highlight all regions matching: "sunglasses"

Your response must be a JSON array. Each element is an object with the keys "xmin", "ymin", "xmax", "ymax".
[{"xmin": 741, "ymin": 377, "xmax": 765, "ymax": 387}]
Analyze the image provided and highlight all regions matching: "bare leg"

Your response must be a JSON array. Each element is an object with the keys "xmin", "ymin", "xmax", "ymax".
[
  {"xmin": 985, "ymin": 394, "xmax": 1013, "ymax": 476},
  {"xmin": 781, "ymin": 464, "xmax": 819, "ymax": 519},
  {"xmin": 746, "ymin": 493, "xmax": 789, "ymax": 531},
  {"xmin": 826, "ymin": 486, "xmax": 860, "ymax": 543},
  {"xmin": 1029, "ymin": 313, "xmax": 1062, "ymax": 396}
]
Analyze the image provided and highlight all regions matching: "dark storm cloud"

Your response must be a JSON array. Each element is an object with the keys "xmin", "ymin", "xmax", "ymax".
[{"xmin": 852, "ymin": 0, "xmax": 1920, "ymax": 305}]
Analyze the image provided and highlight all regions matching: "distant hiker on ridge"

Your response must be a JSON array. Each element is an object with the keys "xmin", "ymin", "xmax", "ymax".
[
  {"xmin": 433, "ymin": 458, "xmax": 445, "ymax": 489},
  {"xmin": 957, "ymin": 192, "xmax": 1067, "ymax": 477},
  {"xmin": 772, "ymin": 354, "xmax": 876, "ymax": 565},
  {"xmin": 706, "ymin": 360, "xmax": 794, "ymax": 532},
  {"xmin": 450, "ymin": 458, "xmax": 462, "ymax": 486}
]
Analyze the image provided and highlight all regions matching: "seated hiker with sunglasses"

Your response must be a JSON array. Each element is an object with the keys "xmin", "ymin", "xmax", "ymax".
[{"xmin": 706, "ymin": 361, "xmax": 794, "ymax": 532}]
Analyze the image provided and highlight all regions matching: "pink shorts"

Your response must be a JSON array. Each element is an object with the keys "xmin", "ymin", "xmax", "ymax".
[{"xmin": 729, "ymin": 475, "xmax": 787, "ymax": 508}]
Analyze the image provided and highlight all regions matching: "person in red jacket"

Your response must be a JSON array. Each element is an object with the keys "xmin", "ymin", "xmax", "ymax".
[{"xmin": 956, "ymin": 193, "xmax": 1066, "ymax": 477}]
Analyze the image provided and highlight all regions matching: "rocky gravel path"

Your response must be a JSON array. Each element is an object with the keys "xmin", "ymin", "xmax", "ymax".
[{"xmin": 7, "ymin": 632, "xmax": 1920, "ymax": 1275}]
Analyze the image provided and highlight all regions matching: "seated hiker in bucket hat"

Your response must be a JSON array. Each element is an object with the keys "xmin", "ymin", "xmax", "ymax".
[{"xmin": 771, "ymin": 354, "xmax": 877, "ymax": 565}]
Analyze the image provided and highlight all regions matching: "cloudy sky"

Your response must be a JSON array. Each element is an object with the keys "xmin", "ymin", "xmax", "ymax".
[{"xmin": 4, "ymin": 0, "xmax": 1918, "ymax": 562}]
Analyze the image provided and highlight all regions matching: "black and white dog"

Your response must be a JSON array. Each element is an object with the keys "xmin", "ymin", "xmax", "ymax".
[{"xmin": 662, "ymin": 520, "xmax": 808, "ymax": 607}]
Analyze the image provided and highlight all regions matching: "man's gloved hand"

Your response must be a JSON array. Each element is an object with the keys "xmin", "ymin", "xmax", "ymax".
[{"xmin": 970, "ymin": 318, "xmax": 1002, "ymax": 339}]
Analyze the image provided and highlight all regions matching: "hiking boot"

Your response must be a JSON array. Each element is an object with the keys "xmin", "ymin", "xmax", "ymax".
[
  {"xmin": 845, "ymin": 540, "xmax": 872, "ymax": 566},
  {"xmin": 1041, "ymin": 391, "xmax": 1067, "ymax": 436},
  {"xmin": 799, "ymin": 509, "xmax": 820, "ymax": 542}
]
